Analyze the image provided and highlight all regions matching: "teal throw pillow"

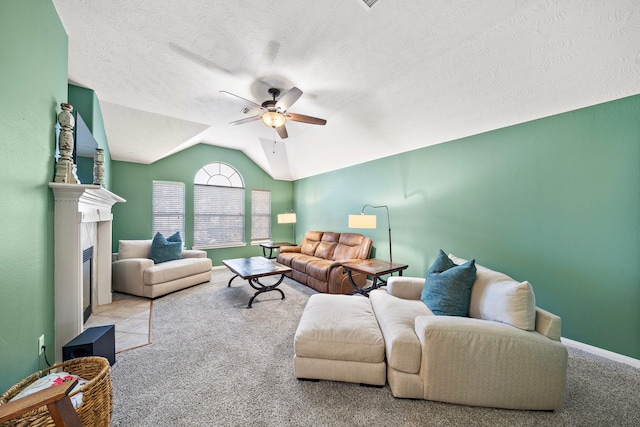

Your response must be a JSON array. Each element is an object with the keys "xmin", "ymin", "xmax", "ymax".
[
  {"xmin": 167, "ymin": 231, "xmax": 182, "ymax": 244},
  {"xmin": 150, "ymin": 231, "xmax": 183, "ymax": 264},
  {"xmin": 427, "ymin": 249, "xmax": 455, "ymax": 274},
  {"xmin": 421, "ymin": 250, "xmax": 477, "ymax": 316}
]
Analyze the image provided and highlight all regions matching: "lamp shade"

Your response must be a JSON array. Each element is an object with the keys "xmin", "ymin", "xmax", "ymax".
[
  {"xmin": 277, "ymin": 213, "xmax": 297, "ymax": 224},
  {"xmin": 348, "ymin": 214, "xmax": 376, "ymax": 229},
  {"xmin": 262, "ymin": 111, "xmax": 286, "ymax": 128}
]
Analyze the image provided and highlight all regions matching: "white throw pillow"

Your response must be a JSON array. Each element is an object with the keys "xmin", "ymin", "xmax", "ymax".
[
  {"xmin": 118, "ymin": 240, "xmax": 152, "ymax": 260},
  {"xmin": 449, "ymin": 254, "xmax": 536, "ymax": 331}
]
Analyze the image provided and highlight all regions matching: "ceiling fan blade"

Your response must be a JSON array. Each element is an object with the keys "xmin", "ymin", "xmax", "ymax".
[
  {"xmin": 286, "ymin": 113, "xmax": 327, "ymax": 125},
  {"xmin": 169, "ymin": 43, "xmax": 233, "ymax": 76},
  {"xmin": 220, "ymin": 91, "xmax": 264, "ymax": 110},
  {"xmin": 276, "ymin": 124, "xmax": 288, "ymax": 139},
  {"xmin": 258, "ymin": 40, "xmax": 280, "ymax": 70},
  {"xmin": 275, "ymin": 87, "xmax": 303, "ymax": 112},
  {"xmin": 229, "ymin": 115, "xmax": 262, "ymax": 126}
]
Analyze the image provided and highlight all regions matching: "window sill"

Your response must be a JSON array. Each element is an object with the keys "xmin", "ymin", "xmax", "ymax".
[
  {"xmin": 193, "ymin": 242, "xmax": 247, "ymax": 250},
  {"xmin": 250, "ymin": 240, "xmax": 272, "ymax": 246}
]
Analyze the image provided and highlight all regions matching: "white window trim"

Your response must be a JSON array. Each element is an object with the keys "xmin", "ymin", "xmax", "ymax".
[{"xmin": 250, "ymin": 240, "xmax": 272, "ymax": 246}]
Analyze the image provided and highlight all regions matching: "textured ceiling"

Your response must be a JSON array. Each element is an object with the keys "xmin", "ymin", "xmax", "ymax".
[{"xmin": 53, "ymin": 0, "xmax": 640, "ymax": 181}]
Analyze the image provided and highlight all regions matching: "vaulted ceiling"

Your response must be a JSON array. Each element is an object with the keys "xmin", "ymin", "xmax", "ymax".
[{"xmin": 52, "ymin": 1, "xmax": 640, "ymax": 181}]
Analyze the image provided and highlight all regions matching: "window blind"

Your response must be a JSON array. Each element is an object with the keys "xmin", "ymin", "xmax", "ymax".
[
  {"xmin": 152, "ymin": 181, "xmax": 185, "ymax": 241},
  {"xmin": 194, "ymin": 184, "xmax": 244, "ymax": 248},
  {"xmin": 251, "ymin": 190, "xmax": 271, "ymax": 242}
]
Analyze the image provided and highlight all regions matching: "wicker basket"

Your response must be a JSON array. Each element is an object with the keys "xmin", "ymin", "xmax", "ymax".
[{"xmin": 0, "ymin": 356, "xmax": 112, "ymax": 427}]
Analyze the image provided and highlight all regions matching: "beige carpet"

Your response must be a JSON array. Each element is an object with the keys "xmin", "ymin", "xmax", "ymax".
[
  {"xmin": 109, "ymin": 270, "xmax": 640, "ymax": 426},
  {"xmin": 86, "ymin": 295, "xmax": 152, "ymax": 353}
]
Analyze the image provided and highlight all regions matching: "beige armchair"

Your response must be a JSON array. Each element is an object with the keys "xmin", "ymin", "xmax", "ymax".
[
  {"xmin": 368, "ymin": 255, "xmax": 568, "ymax": 410},
  {"xmin": 112, "ymin": 240, "xmax": 212, "ymax": 298}
]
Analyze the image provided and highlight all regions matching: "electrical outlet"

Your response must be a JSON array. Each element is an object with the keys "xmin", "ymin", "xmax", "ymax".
[{"xmin": 38, "ymin": 334, "xmax": 45, "ymax": 355}]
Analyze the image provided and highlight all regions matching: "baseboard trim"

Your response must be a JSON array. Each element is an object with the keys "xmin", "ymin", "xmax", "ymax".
[{"xmin": 562, "ymin": 338, "xmax": 640, "ymax": 369}]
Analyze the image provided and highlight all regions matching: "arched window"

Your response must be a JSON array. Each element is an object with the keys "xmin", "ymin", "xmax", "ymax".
[{"xmin": 193, "ymin": 162, "xmax": 245, "ymax": 248}]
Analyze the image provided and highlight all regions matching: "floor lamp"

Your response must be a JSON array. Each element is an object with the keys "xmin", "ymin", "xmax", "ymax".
[
  {"xmin": 348, "ymin": 204, "xmax": 392, "ymax": 262},
  {"xmin": 277, "ymin": 212, "xmax": 297, "ymax": 244}
]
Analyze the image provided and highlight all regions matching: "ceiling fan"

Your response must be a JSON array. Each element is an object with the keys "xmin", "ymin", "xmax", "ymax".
[{"xmin": 220, "ymin": 87, "xmax": 326, "ymax": 139}]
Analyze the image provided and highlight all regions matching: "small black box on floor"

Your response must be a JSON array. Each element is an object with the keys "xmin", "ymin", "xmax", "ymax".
[{"xmin": 63, "ymin": 325, "xmax": 116, "ymax": 366}]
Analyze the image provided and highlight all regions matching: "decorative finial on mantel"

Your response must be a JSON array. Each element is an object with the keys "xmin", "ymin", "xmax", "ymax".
[
  {"xmin": 93, "ymin": 148, "xmax": 105, "ymax": 186},
  {"xmin": 53, "ymin": 103, "xmax": 79, "ymax": 184}
]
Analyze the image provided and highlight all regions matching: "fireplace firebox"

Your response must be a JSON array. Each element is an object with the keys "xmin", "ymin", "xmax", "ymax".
[{"xmin": 82, "ymin": 246, "xmax": 93, "ymax": 323}]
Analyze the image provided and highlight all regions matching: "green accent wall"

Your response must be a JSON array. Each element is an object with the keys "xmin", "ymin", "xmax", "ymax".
[
  {"xmin": 68, "ymin": 84, "xmax": 112, "ymax": 188},
  {"xmin": 111, "ymin": 144, "xmax": 294, "ymax": 265},
  {"xmin": 294, "ymin": 94, "xmax": 640, "ymax": 359},
  {"xmin": 0, "ymin": 2, "xmax": 636, "ymax": 395},
  {"xmin": 0, "ymin": 1, "xmax": 68, "ymax": 391}
]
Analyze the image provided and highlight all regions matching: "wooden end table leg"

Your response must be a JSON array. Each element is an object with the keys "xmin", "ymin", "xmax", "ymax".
[{"xmin": 346, "ymin": 269, "xmax": 372, "ymax": 297}]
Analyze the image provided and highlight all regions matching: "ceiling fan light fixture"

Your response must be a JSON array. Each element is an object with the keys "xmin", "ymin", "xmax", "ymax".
[{"xmin": 262, "ymin": 111, "xmax": 286, "ymax": 128}]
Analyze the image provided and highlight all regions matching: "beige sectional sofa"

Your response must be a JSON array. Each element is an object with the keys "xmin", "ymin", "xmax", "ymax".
[
  {"xmin": 112, "ymin": 240, "xmax": 212, "ymax": 298},
  {"xmin": 295, "ymin": 254, "xmax": 568, "ymax": 410},
  {"xmin": 277, "ymin": 231, "xmax": 373, "ymax": 294}
]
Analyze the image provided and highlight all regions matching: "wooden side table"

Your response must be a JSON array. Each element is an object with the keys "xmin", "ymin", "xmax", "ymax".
[
  {"xmin": 342, "ymin": 259, "xmax": 409, "ymax": 296},
  {"xmin": 259, "ymin": 242, "xmax": 294, "ymax": 259}
]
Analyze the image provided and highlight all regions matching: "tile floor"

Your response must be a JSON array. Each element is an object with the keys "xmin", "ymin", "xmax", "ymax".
[{"xmin": 85, "ymin": 294, "xmax": 152, "ymax": 353}]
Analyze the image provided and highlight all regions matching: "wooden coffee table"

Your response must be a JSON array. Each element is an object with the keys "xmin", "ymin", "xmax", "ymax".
[
  {"xmin": 342, "ymin": 259, "xmax": 409, "ymax": 296},
  {"xmin": 222, "ymin": 256, "xmax": 292, "ymax": 308}
]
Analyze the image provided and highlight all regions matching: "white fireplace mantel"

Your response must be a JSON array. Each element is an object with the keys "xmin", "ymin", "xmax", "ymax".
[{"xmin": 49, "ymin": 183, "xmax": 125, "ymax": 362}]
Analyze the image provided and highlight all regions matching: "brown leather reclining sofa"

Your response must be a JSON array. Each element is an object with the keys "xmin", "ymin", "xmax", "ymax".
[{"xmin": 276, "ymin": 231, "xmax": 373, "ymax": 294}]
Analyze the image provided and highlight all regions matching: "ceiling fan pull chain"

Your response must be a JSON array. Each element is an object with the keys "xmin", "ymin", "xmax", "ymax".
[{"xmin": 272, "ymin": 128, "xmax": 277, "ymax": 153}]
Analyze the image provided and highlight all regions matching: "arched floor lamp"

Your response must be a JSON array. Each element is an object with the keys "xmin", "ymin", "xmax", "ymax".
[
  {"xmin": 348, "ymin": 204, "xmax": 392, "ymax": 262},
  {"xmin": 277, "ymin": 212, "xmax": 297, "ymax": 245}
]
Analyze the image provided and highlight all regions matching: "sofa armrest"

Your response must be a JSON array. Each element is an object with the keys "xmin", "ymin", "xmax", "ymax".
[
  {"xmin": 325, "ymin": 259, "xmax": 348, "ymax": 270},
  {"xmin": 112, "ymin": 258, "xmax": 154, "ymax": 295},
  {"xmin": 535, "ymin": 307, "xmax": 562, "ymax": 341},
  {"xmin": 182, "ymin": 249, "xmax": 207, "ymax": 259},
  {"xmin": 386, "ymin": 276, "xmax": 424, "ymax": 300},
  {"xmin": 279, "ymin": 245, "xmax": 301, "ymax": 253},
  {"xmin": 328, "ymin": 259, "xmax": 370, "ymax": 294},
  {"xmin": 414, "ymin": 315, "xmax": 568, "ymax": 410},
  {"xmin": 112, "ymin": 253, "xmax": 118, "ymax": 262}
]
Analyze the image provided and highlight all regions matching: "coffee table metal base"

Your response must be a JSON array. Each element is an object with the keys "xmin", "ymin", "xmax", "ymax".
[
  {"xmin": 222, "ymin": 257, "xmax": 292, "ymax": 308},
  {"xmin": 227, "ymin": 274, "xmax": 286, "ymax": 308}
]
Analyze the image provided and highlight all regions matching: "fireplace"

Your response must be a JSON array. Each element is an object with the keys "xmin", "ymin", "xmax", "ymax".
[
  {"xmin": 83, "ymin": 246, "xmax": 93, "ymax": 323},
  {"xmin": 49, "ymin": 183, "xmax": 125, "ymax": 362}
]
